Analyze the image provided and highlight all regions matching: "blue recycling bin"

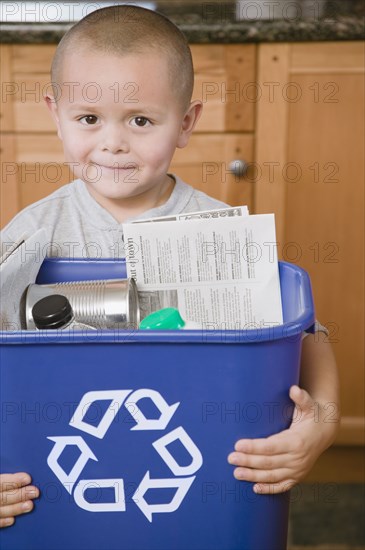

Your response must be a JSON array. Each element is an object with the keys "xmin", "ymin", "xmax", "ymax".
[{"xmin": 0, "ymin": 259, "xmax": 314, "ymax": 550}]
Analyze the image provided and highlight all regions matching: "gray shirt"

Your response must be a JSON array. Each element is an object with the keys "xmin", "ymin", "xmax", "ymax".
[
  {"xmin": 0, "ymin": 175, "xmax": 326, "ymax": 335},
  {"xmin": 0, "ymin": 174, "xmax": 228, "ymax": 258}
]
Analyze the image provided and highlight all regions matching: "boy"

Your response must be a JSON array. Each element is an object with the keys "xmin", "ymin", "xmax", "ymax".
[{"xmin": 0, "ymin": 5, "xmax": 339, "ymax": 528}]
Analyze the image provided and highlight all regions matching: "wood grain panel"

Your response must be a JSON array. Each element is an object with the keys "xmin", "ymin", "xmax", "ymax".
[
  {"xmin": 286, "ymin": 70, "xmax": 364, "ymax": 419},
  {"xmin": 290, "ymin": 41, "xmax": 365, "ymax": 70},
  {"xmin": 0, "ymin": 134, "xmax": 18, "ymax": 227},
  {"xmin": 12, "ymin": 74, "xmax": 57, "ymax": 132},
  {"xmin": 171, "ymin": 133, "xmax": 254, "ymax": 208},
  {"xmin": 0, "ymin": 45, "xmax": 15, "ymax": 132},
  {"xmin": 256, "ymin": 41, "xmax": 365, "ymax": 446},
  {"xmin": 191, "ymin": 44, "xmax": 256, "ymax": 132},
  {"xmin": 255, "ymin": 43, "xmax": 291, "ymax": 243},
  {"xmin": 12, "ymin": 44, "xmax": 56, "ymax": 74}
]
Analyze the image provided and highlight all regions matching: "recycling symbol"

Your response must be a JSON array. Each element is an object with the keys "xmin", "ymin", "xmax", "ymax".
[{"xmin": 46, "ymin": 389, "xmax": 203, "ymax": 522}]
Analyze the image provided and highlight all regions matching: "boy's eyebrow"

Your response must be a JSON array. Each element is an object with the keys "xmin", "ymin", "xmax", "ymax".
[
  {"xmin": 67, "ymin": 104, "xmax": 99, "ymax": 112},
  {"xmin": 65, "ymin": 104, "xmax": 115, "ymax": 114},
  {"xmin": 66, "ymin": 103, "xmax": 163, "ymax": 115}
]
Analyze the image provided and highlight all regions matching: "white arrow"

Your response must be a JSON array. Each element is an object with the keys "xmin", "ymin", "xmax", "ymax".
[
  {"xmin": 132, "ymin": 471, "xmax": 195, "ymax": 522},
  {"xmin": 152, "ymin": 426, "xmax": 203, "ymax": 476},
  {"xmin": 69, "ymin": 390, "xmax": 133, "ymax": 439},
  {"xmin": 125, "ymin": 389, "xmax": 179, "ymax": 431},
  {"xmin": 47, "ymin": 436, "xmax": 98, "ymax": 494},
  {"xmin": 73, "ymin": 478, "xmax": 126, "ymax": 512}
]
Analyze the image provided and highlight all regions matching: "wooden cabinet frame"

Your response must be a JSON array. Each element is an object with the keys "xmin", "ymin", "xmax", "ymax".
[{"xmin": 256, "ymin": 42, "xmax": 365, "ymax": 466}]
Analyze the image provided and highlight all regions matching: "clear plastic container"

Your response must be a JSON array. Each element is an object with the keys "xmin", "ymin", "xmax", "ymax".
[{"xmin": 31, "ymin": 294, "xmax": 96, "ymax": 331}]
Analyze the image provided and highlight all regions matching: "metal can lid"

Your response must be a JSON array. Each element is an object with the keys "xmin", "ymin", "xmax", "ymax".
[{"xmin": 32, "ymin": 294, "xmax": 73, "ymax": 329}]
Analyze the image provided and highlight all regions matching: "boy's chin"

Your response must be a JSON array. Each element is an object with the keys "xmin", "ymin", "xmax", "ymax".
[{"xmin": 85, "ymin": 182, "xmax": 145, "ymax": 202}]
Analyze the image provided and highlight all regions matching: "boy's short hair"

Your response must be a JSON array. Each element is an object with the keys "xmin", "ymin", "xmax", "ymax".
[{"xmin": 51, "ymin": 5, "xmax": 194, "ymax": 111}]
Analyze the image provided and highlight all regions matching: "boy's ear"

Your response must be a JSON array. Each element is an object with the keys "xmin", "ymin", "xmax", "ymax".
[
  {"xmin": 43, "ymin": 94, "xmax": 63, "ymax": 140},
  {"xmin": 177, "ymin": 100, "xmax": 203, "ymax": 148}
]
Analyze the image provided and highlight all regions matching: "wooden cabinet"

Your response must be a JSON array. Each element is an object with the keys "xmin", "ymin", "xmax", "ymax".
[
  {"xmin": 170, "ymin": 44, "xmax": 256, "ymax": 210},
  {"xmin": 255, "ymin": 41, "xmax": 365, "ymax": 480},
  {"xmin": 1, "ymin": 40, "xmax": 364, "ymax": 480},
  {"xmin": 0, "ymin": 45, "xmax": 67, "ymax": 226}
]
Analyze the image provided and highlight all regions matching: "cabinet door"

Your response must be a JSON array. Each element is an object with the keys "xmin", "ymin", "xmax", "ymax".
[
  {"xmin": 1, "ymin": 133, "xmax": 69, "ymax": 228},
  {"xmin": 15, "ymin": 134, "xmax": 68, "ymax": 206},
  {"xmin": 170, "ymin": 133, "xmax": 254, "ymax": 208},
  {"xmin": 0, "ymin": 134, "xmax": 18, "ymax": 227},
  {"xmin": 191, "ymin": 44, "xmax": 256, "ymax": 132},
  {"xmin": 173, "ymin": 44, "xmax": 256, "ymax": 208},
  {"xmin": 255, "ymin": 42, "xmax": 365, "ymax": 476},
  {"xmin": 12, "ymin": 44, "xmax": 57, "ymax": 132},
  {"xmin": 0, "ymin": 45, "xmax": 14, "ymax": 132}
]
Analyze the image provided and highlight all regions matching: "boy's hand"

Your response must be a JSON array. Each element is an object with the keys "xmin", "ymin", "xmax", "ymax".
[
  {"xmin": 0, "ymin": 473, "xmax": 39, "ymax": 528},
  {"xmin": 227, "ymin": 385, "xmax": 338, "ymax": 494}
]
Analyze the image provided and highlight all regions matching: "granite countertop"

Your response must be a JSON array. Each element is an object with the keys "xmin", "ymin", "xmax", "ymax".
[{"xmin": 0, "ymin": 0, "xmax": 364, "ymax": 44}]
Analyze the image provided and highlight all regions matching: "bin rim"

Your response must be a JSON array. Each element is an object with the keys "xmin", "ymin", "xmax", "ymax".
[{"xmin": 0, "ymin": 260, "xmax": 315, "ymax": 345}]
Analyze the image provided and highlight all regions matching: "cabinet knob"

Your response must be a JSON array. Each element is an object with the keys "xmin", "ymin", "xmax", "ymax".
[{"xmin": 229, "ymin": 159, "xmax": 248, "ymax": 177}]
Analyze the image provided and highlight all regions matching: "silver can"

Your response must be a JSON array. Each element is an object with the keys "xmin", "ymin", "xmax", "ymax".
[{"xmin": 25, "ymin": 278, "xmax": 140, "ymax": 330}]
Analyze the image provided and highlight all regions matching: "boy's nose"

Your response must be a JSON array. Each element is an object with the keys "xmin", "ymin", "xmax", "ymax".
[{"xmin": 101, "ymin": 126, "xmax": 129, "ymax": 154}]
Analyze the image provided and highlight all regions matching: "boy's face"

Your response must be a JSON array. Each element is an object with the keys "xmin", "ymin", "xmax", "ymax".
[{"xmin": 45, "ymin": 50, "xmax": 201, "ymax": 215}]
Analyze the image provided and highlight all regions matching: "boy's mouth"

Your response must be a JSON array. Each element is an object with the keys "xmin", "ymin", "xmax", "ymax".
[{"xmin": 99, "ymin": 164, "xmax": 138, "ymax": 170}]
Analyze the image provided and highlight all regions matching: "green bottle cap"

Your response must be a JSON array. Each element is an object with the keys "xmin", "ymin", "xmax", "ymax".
[{"xmin": 139, "ymin": 308, "xmax": 186, "ymax": 330}]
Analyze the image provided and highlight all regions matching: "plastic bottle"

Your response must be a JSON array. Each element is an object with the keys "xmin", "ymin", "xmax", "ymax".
[
  {"xmin": 139, "ymin": 307, "xmax": 201, "ymax": 330},
  {"xmin": 31, "ymin": 294, "xmax": 96, "ymax": 331}
]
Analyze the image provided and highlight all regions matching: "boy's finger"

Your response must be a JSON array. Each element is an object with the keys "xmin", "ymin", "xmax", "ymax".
[
  {"xmin": 253, "ymin": 480, "xmax": 296, "ymax": 494},
  {"xmin": 234, "ymin": 433, "xmax": 289, "ymax": 456},
  {"xmin": 0, "ymin": 486, "xmax": 39, "ymax": 506},
  {"xmin": 289, "ymin": 385, "xmax": 313, "ymax": 411},
  {"xmin": 0, "ymin": 473, "xmax": 32, "ymax": 491},
  {"xmin": 0, "ymin": 517, "xmax": 15, "ymax": 528},
  {"xmin": 0, "ymin": 500, "xmax": 34, "ymax": 519},
  {"xmin": 228, "ymin": 451, "xmax": 284, "ymax": 471},
  {"xmin": 233, "ymin": 466, "xmax": 289, "ymax": 484}
]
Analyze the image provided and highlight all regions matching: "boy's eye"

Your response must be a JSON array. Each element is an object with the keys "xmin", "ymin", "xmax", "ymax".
[
  {"xmin": 79, "ymin": 115, "xmax": 98, "ymax": 125},
  {"xmin": 131, "ymin": 116, "xmax": 150, "ymax": 127}
]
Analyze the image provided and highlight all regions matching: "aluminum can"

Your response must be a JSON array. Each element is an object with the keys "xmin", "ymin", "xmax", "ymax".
[{"xmin": 25, "ymin": 278, "xmax": 140, "ymax": 330}]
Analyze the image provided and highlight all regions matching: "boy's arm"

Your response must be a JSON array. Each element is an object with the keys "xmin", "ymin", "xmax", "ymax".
[
  {"xmin": 0, "ymin": 473, "xmax": 39, "ymax": 528},
  {"xmin": 228, "ymin": 332, "xmax": 340, "ymax": 494}
]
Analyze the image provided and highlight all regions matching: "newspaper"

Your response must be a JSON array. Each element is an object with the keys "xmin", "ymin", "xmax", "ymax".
[
  {"xmin": 133, "ymin": 205, "xmax": 249, "ymax": 223},
  {"xmin": 123, "ymin": 207, "xmax": 283, "ymax": 329}
]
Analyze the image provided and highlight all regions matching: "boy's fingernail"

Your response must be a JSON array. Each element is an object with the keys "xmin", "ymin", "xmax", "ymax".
[
  {"xmin": 27, "ymin": 490, "xmax": 38, "ymax": 498},
  {"xmin": 21, "ymin": 501, "xmax": 33, "ymax": 512},
  {"xmin": 20, "ymin": 475, "xmax": 31, "ymax": 485},
  {"xmin": 4, "ymin": 517, "xmax": 14, "ymax": 526}
]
